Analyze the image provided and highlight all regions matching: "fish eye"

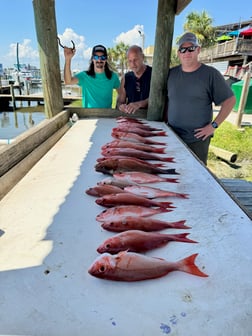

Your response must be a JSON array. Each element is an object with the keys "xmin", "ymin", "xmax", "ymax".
[
  {"xmin": 99, "ymin": 265, "xmax": 106, "ymax": 273},
  {"xmin": 106, "ymin": 244, "xmax": 111, "ymax": 249}
]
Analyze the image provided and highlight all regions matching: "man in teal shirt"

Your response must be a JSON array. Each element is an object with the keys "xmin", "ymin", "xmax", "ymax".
[{"xmin": 64, "ymin": 44, "xmax": 120, "ymax": 108}]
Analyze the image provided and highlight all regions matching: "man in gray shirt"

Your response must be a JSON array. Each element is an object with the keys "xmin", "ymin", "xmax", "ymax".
[{"xmin": 167, "ymin": 32, "xmax": 236, "ymax": 164}]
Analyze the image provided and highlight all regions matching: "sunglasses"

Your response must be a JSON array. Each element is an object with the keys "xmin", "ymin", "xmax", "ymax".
[
  {"xmin": 93, "ymin": 55, "xmax": 107, "ymax": 61},
  {"xmin": 178, "ymin": 46, "xmax": 198, "ymax": 53}
]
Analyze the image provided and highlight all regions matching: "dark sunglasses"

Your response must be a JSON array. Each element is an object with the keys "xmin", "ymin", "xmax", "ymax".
[
  {"xmin": 179, "ymin": 46, "xmax": 198, "ymax": 53},
  {"xmin": 93, "ymin": 55, "xmax": 107, "ymax": 61}
]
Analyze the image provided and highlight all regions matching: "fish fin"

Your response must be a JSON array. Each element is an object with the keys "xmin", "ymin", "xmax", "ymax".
[
  {"xmin": 164, "ymin": 169, "xmax": 179, "ymax": 175},
  {"xmin": 171, "ymin": 233, "xmax": 198, "ymax": 243},
  {"xmin": 159, "ymin": 202, "xmax": 176, "ymax": 209},
  {"xmin": 172, "ymin": 220, "xmax": 191, "ymax": 229},
  {"xmin": 161, "ymin": 157, "xmax": 176, "ymax": 162},
  {"xmin": 178, "ymin": 254, "xmax": 208, "ymax": 277},
  {"xmin": 165, "ymin": 178, "xmax": 179, "ymax": 183}
]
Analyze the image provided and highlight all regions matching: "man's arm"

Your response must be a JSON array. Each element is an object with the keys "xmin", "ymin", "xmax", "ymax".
[
  {"xmin": 194, "ymin": 95, "xmax": 236, "ymax": 140},
  {"xmin": 64, "ymin": 47, "xmax": 78, "ymax": 85},
  {"xmin": 213, "ymin": 95, "xmax": 236, "ymax": 126},
  {"xmin": 116, "ymin": 76, "xmax": 127, "ymax": 108}
]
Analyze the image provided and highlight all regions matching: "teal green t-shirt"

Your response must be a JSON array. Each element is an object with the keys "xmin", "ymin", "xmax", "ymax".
[{"xmin": 75, "ymin": 71, "xmax": 120, "ymax": 108}]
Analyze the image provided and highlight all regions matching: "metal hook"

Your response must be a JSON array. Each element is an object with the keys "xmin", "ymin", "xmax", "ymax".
[{"xmin": 57, "ymin": 37, "xmax": 75, "ymax": 51}]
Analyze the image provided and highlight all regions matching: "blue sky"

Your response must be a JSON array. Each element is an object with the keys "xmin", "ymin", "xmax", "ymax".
[{"xmin": 0, "ymin": 0, "xmax": 251, "ymax": 71}]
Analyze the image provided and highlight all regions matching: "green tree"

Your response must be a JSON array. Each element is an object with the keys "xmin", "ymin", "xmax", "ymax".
[
  {"xmin": 182, "ymin": 10, "xmax": 216, "ymax": 48},
  {"xmin": 170, "ymin": 47, "xmax": 180, "ymax": 67},
  {"xmin": 107, "ymin": 42, "xmax": 129, "ymax": 76}
]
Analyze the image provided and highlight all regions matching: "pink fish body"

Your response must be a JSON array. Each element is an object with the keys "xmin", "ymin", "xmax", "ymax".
[
  {"xmin": 88, "ymin": 251, "xmax": 208, "ymax": 281},
  {"xmin": 111, "ymin": 131, "xmax": 166, "ymax": 145},
  {"xmin": 101, "ymin": 217, "xmax": 189, "ymax": 232},
  {"xmin": 113, "ymin": 171, "xmax": 179, "ymax": 184},
  {"xmin": 95, "ymin": 158, "xmax": 178, "ymax": 175},
  {"xmin": 97, "ymin": 230, "xmax": 197, "ymax": 254},
  {"xmin": 85, "ymin": 184, "xmax": 125, "ymax": 197},
  {"xmin": 116, "ymin": 122, "xmax": 163, "ymax": 132},
  {"xmin": 101, "ymin": 140, "xmax": 166, "ymax": 154},
  {"xmin": 116, "ymin": 116, "xmax": 146, "ymax": 124},
  {"xmin": 112, "ymin": 127, "xmax": 166, "ymax": 137},
  {"xmin": 96, "ymin": 205, "xmax": 170, "ymax": 222},
  {"xmin": 98, "ymin": 177, "xmax": 138, "ymax": 188},
  {"xmin": 124, "ymin": 185, "xmax": 189, "ymax": 199},
  {"xmin": 95, "ymin": 193, "xmax": 175, "ymax": 209},
  {"xmin": 101, "ymin": 148, "xmax": 174, "ymax": 162}
]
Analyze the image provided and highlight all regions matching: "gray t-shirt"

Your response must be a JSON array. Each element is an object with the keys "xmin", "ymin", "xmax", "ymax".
[{"xmin": 167, "ymin": 63, "xmax": 234, "ymax": 143}]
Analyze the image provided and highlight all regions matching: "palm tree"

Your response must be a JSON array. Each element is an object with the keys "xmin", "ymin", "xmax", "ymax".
[
  {"xmin": 170, "ymin": 47, "xmax": 180, "ymax": 67},
  {"xmin": 182, "ymin": 10, "xmax": 216, "ymax": 48},
  {"xmin": 107, "ymin": 42, "xmax": 129, "ymax": 77}
]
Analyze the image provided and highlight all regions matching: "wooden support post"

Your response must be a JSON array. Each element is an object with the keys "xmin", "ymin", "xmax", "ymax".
[
  {"xmin": 235, "ymin": 70, "xmax": 251, "ymax": 128},
  {"xmin": 10, "ymin": 84, "xmax": 16, "ymax": 110},
  {"xmin": 147, "ymin": 0, "xmax": 176, "ymax": 121},
  {"xmin": 32, "ymin": 0, "xmax": 63, "ymax": 118}
]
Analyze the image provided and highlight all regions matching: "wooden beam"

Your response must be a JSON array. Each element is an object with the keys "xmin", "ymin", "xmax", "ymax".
[
  {"xmin": 147, "ymin": 0, "xmax": 176, "ymax": 121},
  {"xmin": 176, "ymin": 0, "xmax": 192, "ymax": 15},
  {"xmin": 32, "ymin": 0, "xmax": 63, "ymax": 118}
]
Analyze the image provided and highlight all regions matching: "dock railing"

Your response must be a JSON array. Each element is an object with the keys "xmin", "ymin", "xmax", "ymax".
[{"xmin": 199, "ymin": 38, "xmax": 252, "ymax": 63}]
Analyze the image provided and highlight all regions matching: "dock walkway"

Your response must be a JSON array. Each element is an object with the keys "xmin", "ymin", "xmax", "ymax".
[{"xmin": 0, "ymin": 92, "xmax": 81, "ymax": 105}]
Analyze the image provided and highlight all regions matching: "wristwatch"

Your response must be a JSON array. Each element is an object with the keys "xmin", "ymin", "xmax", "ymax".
[{"xmin": 211, "ymin": 121, "xmax": 218, "ymax": 129}]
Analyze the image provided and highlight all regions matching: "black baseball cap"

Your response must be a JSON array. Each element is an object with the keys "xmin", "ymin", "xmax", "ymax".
[{"xmin": 92, "ymin": 45, "xmax": 107, "ymax": 56}]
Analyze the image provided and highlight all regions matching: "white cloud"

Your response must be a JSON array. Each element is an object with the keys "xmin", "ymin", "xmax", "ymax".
[
  {"xmin": 7, "ymin": 39, "xmax": 39, "ymax": 67},
  {"xmin": 114, "ymin": 24, "xmax": 145, "ymax": 48}
]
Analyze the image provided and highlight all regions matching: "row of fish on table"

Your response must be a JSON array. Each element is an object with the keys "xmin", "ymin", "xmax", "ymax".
[{"xmin": 86, "ymin": 116, "xmax": 208, "ymax": 282}]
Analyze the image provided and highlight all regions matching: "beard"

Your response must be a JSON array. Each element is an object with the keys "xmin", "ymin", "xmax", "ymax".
[{"xmin": 95, "ymin": 62, "xmax": 105, "ymax": 69}]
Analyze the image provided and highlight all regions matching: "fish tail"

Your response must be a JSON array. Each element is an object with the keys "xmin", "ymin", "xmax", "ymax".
[
  {"xmin": 172, "ymin": 233, "xmax": 198, "ymax": 243},
  {"xmin": 178, "ymin": 193, "xmax": 189, "ymax": 199},
  {"xmin": 159, "ymin": 202, "xmax": 176, "ymax": 209},
  {"xmin": 154, "ymin": 147, "xmax": 166, "ymax": 154},
  {"xmin": 171, "ymin": 220, "xmax": 191, "ymax": 229},
  {"xmin": 156, "ymin": 131, "xmax": 167, "ymax": 136},
  {"xmin": 164, "ymin": 178, "xmax": 179, "ymax": 183},
  {"xmin": 161, "ymin": 157, "xmax": 175, "ymax": 162},
  {"xmin": 163, "ymin": 168, "xmax": 179, "ymax": 175},
  {"xmin": 178, "ymin": 254, "xmax": 208, "ymax": 277}
]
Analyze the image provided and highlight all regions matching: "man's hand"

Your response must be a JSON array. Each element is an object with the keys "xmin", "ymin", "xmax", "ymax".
[
  {"xmin": 118, "ymin": 102, "xmax": 141, "ymax": 114},
  {"xmin": 194, "ymin": 124, "xmax": 215, "ymax": 141}
]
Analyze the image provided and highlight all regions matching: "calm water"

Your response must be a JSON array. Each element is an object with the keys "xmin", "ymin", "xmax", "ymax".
[
  {"xmin": 0, "ymin": 109, "xmax": 46, "ymax": 140},
  {"xmin": 0, "ymin": 84, "xmax": 81, "ymax": 141},
  {"xmin": 0, "ymin": 86, "xmax": 46, "ymax": 140}
]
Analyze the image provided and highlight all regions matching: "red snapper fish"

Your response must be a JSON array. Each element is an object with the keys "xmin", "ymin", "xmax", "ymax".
[
  {"xmin": 112, "ymin": 127, "xmax": 167, "ymax": 137},
  {"xmin": 112, "ymin": 131, "xmax": 166, "ymax": 145},
  {"xmin": 97, "ymin": 230, "xmax": 197, "ymax": 254},
  {"xmin": 95, "ymin": 158, "xmax": 178, "ymax": 175},
  {"xmin": 98, "ymin": 177, "xmax": 139, "ymax": 188},
  {"xmin": 96, "ymin": 156, "xmax": 165, "ymax": 167},
  {"xmin": 95, "ymin": 193, "xmax": 175, "ymax": 209},
  {"xmin": 96, "ymin": 205, "xmax": 170, "ymax": 222},
  {"xmin": 85, "ymin": 184, "xmax": 125, "ymax": 197},
  {"xmin": 116, "ymin": 116, "xmax": 146, "ymax": 124},
  {"xmin": 101, "ymin": 217, "xmax": 189, "ymax": 232},
  {"xmin": 124, "ymin": 185, "xmax": 189, "ymax": 199},
  {"xmin": 101, "ymin": 140, "xmax": 166, "ymax": 154},
  {"xmin": 101, "ymin": 148, "xmax": 175, "ymax": 162},
  {"xmin": 113, "ymin": 171, "xmax": 179, "ymax": 184},
  {"xmin": 88, "ymin": 251, "xmax": 208, "ymax": 281},
  {"xmin": 116, "ymin": 122, "xmax": 163, "ymax": 132}
]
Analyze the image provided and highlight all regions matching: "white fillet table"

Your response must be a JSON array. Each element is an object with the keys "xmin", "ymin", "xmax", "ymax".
[{"xmin": 0, "ymin": 118, "xmax": 251, "ymax": 336}]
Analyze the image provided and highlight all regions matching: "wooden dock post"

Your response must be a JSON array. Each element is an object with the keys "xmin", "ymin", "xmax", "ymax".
[
  {"xmin": 32, "ymin": 0, "xmax": 63, "ymax": 118},
  {"xmin": 10, "ymin": 84, "xmax": 16, "ymax": 110},
  {"xmin": 147, "ymin": 0, "xmax": 176, "ymax": 121},
  {"xmin": 235, "ymin": 69, "xmax": 251, "ymax": 128}
]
